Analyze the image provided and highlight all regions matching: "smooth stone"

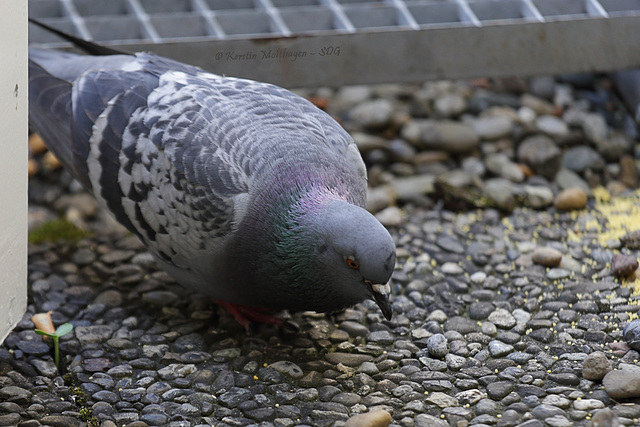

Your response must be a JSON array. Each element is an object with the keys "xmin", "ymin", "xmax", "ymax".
[
  {"xmin": 0, "ymin": 386, "xmax": 31, "ymax": 405},
  {"xmin": 387, "ymin": 139, "xmax": 416, "ymax": 163},
  {"xmin": 581, "ymin": 112, "xmax": 608, "ymax": 144},
  {"xmin": 588, "ymin": 407, "xmax": 620, "ymax": 427},
  {"xmin": 39, "ymin": 416, "xmax": 86, "ymax": 427},
  {"xmin": 603, "ymin": 369, "xmax": 640, "ymax": 399},
  {"xmin": 434, "ymin": 93, "xmax": 467, "ymax": 117},
  {"xmin": 582, "ymin": 351, "xmax": 612, "ymax": 381},
  {"xmin": 375, "ymin": 207, "xmax": 403, "ymax": 228},
  {"xmin": 562, "ymin": 145, "xmax": 605, "ymax": 172},
  {"xmin": 471, "ymin": 115, "xmax": 514, "ymax": 140},
  {"xmin": 532, "ymin": 404, "xmax": 566, "ymax": 419},
  {"xmin": 268, "ymin": 361, "xmax": 304, "ymax": 379},
  {"xmin": 554, "ymin": 168, "xmax": 591, "ymax": 195},
  {"xmin": 597, "ymin": 133, "xmax": 633, "ymax": 162},
  {"xmin": 401, "ymin": 119, "xmax": 479, "ymax": 154},
  {"xmin": 469, "ymin": 301, "xmax": 495, "ymax": 320},
  {"xmin": 440, "ymin": 262, "xmax": 464, "ymax": 275},
  {"xmin": 486, "ymin": 381, "xmax": 515, "ymax": 400},
  {"xmin": 218, "ymin": 387, "xmax": 252, "ymax": 408},
  {"xmin": 536, "ymin": 115, "xmax": 569, "ymax": 138},
  {"xmin": 367, "ymin": 330, "xmax": 394, "ymax": 345},
  {"xmin": 545, "ymin": 415, "xmax": 573, "ymax": 427},
  {"xmin": 426, "ymin": 391, "xmax": 459, "ymax": 408},
  {"xmin": 485, "ymin": 153, "xmax": 524, "ymax": 182},
  {"xmin": 389, "ymin": 174, "xmax": 436, "ymax": 200},
  {"xmin": 444, "ymin": 316, "xmax": 481, "ymax": 334},
  {"xmin": 469, "ymin": 271, "xmax": 487, "ymax": 285},
  {"xmin": 531, "ymin": 247, "xmax": 563, "ymax": 267},
  {"xmin": 436, "ymin": 235, "xmax": 465, "ymax": 254},
  {"xmin": 611, "ymin": 254, "xmax": 638, "ymax": 279},
  {"xmin": 0, "ymin": 413, "xmax": 22, "ymax": 426},
  {"xmin": 100, "ymin": 250, "xmax": 135, "ymax": 265},
  {"xmin": 623, "ymin": 319, "xmax": 640, "ymax": 352},
  {"xmin": 414, "ymin": 413, "xmax": 449, "ymax": 427},
  {"xmin": 349, "ymin": 99, "xmax": 393, "ymax": 129},
  {"xmin": 621, "ymin": 230, "xmax": 640, "ymax": 250},
  {"xmin": 325, "ymin": 353, "xmax": 373, "ymax": 367},
  {"xmin": 620, "ymin": 154, "xmax": 639, "ymax": 188},
  {"xmin": 142, "ymin": 290, "xmax": 179, "ymax": 306},
  {"xmin": 427, "ymin": 334, "xmax": 449, "ymax": 359},
  {"xmin": 524, "ymin": 185, "xmax": 554, "ymax": 208},
  {"xmin": 15, "ymin": 340, "xmax": 50, "ymax": 356},
  {"xmin": 94, "ymin": 289, "xmax": 123, "ymax": 307},
  {"xmin": 357, "ymin": 362, "xmax": 379, "ymax": 375},
  {"xmin": 517, "ymin": 135, "xmax": 562, "ymax": 179},
  {"xmin": 483, "ymin": 178, "xmax": 520, "ymax": 210},
  {"xmin": 488, "ymin": 340, "xmax": 514, "ymax": 358},
  {"xmin": 554, "ymin": 188, "xmax": 587, "ymax": 211},
  {"xmin": 488, "ymin": 309, "xmax": 517, "ymax": 329},
  {"xmin": 573, "ymin": 398, "xmax": 605, "ymax": 411},
  {"xmin": 344, "ymin": 410, "xmax": 392, "ymax": 427},
  {"xmin": 530, "ymin": 76, "xmax": 556, "ymax": 99},
  {"xmin": 339, "ymin": 321, "xmax": 370, "ymax": 338},
  {"xmin": 71, "ymin": 247, "xmax": 96, "ymax": 265},
  {"xmin": 521, "ymin": 93, "xmax": 555, "ymax": 115},
  {"xmin": 74, "ymin": 325, "xmax": 114, "ymax": 346},
  {"xmin": 543, "ymin": 395, "xmax": 571, "ymax": 408}
]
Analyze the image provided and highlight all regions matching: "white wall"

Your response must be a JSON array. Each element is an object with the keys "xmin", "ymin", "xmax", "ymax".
[{"xmin": 0, "ymin": 1, "xmax": 28, "ymax": 344}]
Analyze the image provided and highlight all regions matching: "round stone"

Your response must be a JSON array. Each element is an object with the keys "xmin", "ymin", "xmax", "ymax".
[
  {"xmin": 349, "ymin": 99, "xmax": 393, "ymax": 130},
  {"xmin": 588, "ymin": 408, "xmax": 620, "ymax": 427},
  {"xmin": 531, "ymin": 247, "xmax": 563, "ymax": 267},
  {"xmin": 582, "ymin": 351, "xmax": 612, "ymax": 381},
  {"xmin": 488, "ymin": 309, "xmax": 517, "ymax": 329},
  {"xmin": 268, "ymin": 361, "xmax": 304, "ymax": 379},
  {"xmin": 517, "ymin": 135, "xmax": 562, "ymax": 179},
  {"xmin": 623, "ymin": 319, "xmax": 640, "ymax": 352},
  {"xmin": 611, "ymin": 254, "xmax": 638, "ymax": 279},
  {"xmin": 488, "ymin": 340, "xmax": 514, "ymax": 358},
  {"xmin": 554, "ymin": 187, "xmax": 588, "ymax": 211},
  {"xmin": 401, "ymin": 119, "xmax": 479, "ymax": 153},
  {"xmin": 603, "ymin": 369, "xmax": 640, "ymax": 399},
  {"xmin": 344, "ymin": 410, "xmax": 392, "ymax": 427},
  {"xmin": 15, "ymin": 340, "xmax": 50, "ymax": 356},
  {"xmin": 562, "ymin": 145, "xmax": 605, "ymax": 172},
  {"xmin": 536, "ymin": 115, "xmax": 569, "ymax": 138},
  {"xmin": 427, "ymin": 334, "xmax": 449, "ymax": 359}
]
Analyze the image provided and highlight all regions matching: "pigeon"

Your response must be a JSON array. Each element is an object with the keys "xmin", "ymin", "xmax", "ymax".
[{"xmin": 28, "ymin": 20, "xmax": 396, "ymax": 327}]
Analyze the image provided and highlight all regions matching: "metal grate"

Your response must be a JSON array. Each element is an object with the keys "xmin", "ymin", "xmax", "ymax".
[{"xmin": 28, "ymin": 0, "xmax": 640, "ymax": 87}]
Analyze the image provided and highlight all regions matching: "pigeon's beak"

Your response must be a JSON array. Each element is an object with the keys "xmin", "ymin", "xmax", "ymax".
[{"xmin": 366, "ymin": 281, "xmax": 392, "ymax": 320}]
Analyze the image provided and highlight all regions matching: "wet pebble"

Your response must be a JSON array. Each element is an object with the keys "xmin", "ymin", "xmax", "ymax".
[
  {"xmin": 554, "ymin": 187, "xmax": 588, "ymax": 211},
  {"xmin": 531, "ymin": 247, "xmax": 563, "ymax": 267},
  {"xmin": 344, "ymin": 410, "xmax": 392, "ymax": 427},
  {"xmin": 611, "ymin": 254, "xmax": 638, "ymax": 279},
  {"xmin": 603, "ymin": 369, "xmax": 640, "ymax": 399},
  {"xmin": 582, "ymin": 351, "xmax": 612, "ymax": 381}
]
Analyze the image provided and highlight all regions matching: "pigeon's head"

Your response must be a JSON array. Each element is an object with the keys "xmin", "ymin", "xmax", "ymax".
[{"xmin": 304, "ymin": 199, "xmax": 396, "ymax": 319}]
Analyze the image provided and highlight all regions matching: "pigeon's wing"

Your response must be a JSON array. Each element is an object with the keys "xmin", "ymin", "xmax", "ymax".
[{"xmin": 29, "ymin": 50, "xmax": 249, "ymax": 269}]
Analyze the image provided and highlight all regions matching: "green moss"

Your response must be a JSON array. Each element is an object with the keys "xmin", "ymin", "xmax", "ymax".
[
  {"xmin": 68, "ymin": 378, "xmax": 98, "ymax": 426},
  {"xmin": 70, "ymin": 386, "xmax": 88, "ymax": 407},
  {"xmin": 29, "ymin": 218, "xmax": 92, "ymax": 244}
]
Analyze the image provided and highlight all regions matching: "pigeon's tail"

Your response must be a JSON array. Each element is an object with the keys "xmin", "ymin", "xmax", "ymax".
[
  {"xmin": 28, "ymin": 19, "xmax": 135, "ymax": 189},
  {"xmin": 28, "ymin": 57, "xmax": 79, "ymax": 182},
  {"xmin": 28, "ymin": 18, "xmax": 131, "ymax": 56}
]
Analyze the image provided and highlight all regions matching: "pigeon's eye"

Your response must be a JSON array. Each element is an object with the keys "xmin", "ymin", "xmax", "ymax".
[{"xmin": 346, "ymin": 258, "xmax": 359, "ymax": 269}]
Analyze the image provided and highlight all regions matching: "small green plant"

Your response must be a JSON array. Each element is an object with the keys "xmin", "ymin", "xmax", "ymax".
[{"xmin": 35, "ymin": 323, "xmax": 74, "ymax": 368}]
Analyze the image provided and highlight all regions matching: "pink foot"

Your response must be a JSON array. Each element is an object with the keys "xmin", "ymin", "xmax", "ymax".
[{"xmin": 213, "ymin": 299, "xmax": 297, "ymax": 332}]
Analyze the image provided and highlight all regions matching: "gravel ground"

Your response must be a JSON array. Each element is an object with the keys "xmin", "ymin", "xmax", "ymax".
[{"xmin": 5, "ymin": 74, "xmax": 640, "ymax": 427}]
